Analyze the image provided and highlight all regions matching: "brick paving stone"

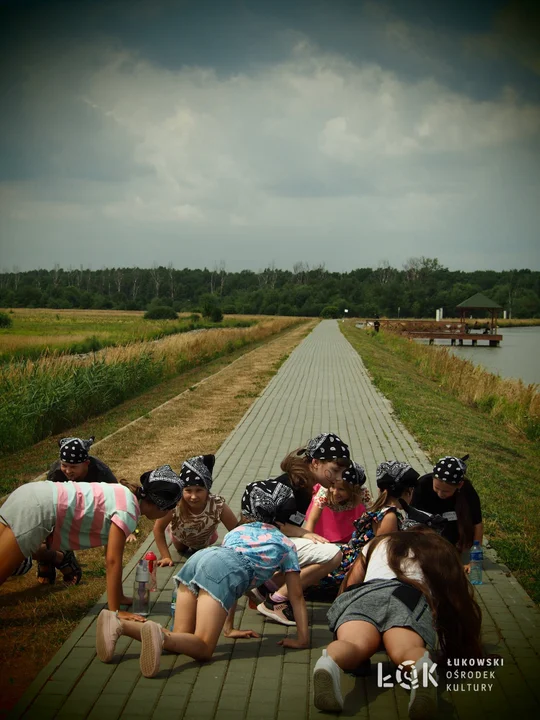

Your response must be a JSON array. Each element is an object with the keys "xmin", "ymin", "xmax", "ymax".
[{"xmin": 9, "ymin": 321, "xmax": 540, "ymax": 720}]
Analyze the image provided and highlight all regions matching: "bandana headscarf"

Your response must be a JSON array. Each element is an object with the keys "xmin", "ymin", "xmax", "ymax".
[
  {"xmin": 179, "ymin": 455, "xmax": 215, "ymax": 491},
  {"xmin": 303, "ymin": 433, "xmax": 350, "ymax": 461},
  {"xmin": 376, "ymin": 461, "xmax": 419, "ymax": 492},
  {"xmin": 58, "ymin": 436, "xmax": 95, "ymax": 464},
  {"xmin": 241, "ymin": 479, "xmax": 297, "ymax": 525},
  {"xmin": 342, "ymin": 461, "xmax": 366, "ymax": 487},
  {"xmin": 433, "ymin": 455, "xmax": 468, "ymax": 485},
  {"xmin": 139, "ymin": 465, "xmax": 183, "ymax": 511}
]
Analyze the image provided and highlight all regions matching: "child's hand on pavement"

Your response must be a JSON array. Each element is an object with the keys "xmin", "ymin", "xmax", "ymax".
[
  {"xmin": 278, "ymin": 638, "xmax": 309, "ymax": 649},
  {"xmin": 158, "ymin": 557, "xmax": 174, "ymax": 567},
  {"xmin": 117, "ymin": 611, "xmax": 147, "ymax": 622},
  {"xmin": 223, "ymin": 629, "xmax": 260, "ymax": 639}
]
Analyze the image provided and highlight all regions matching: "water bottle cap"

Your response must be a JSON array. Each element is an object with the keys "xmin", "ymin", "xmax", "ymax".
[
  {"xmin": 473, "ymin": 540, "xmax": 480, "ymax": 546},
  {"xmin": 144, "ymin": 552, "xmax": 157, "ymax": 561},
  {"xmin": 135, "ymin": 559, "xmax": 150, "ymax": 582}
]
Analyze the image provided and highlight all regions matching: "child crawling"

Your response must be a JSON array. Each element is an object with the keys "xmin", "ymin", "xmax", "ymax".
[{"xmin": 95, "ymin": 479, "xmax": 309, "ymax": 677}]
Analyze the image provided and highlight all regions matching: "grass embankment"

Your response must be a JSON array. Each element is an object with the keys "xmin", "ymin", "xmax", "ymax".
[
  {"xmin": 0, "ymin": 308, "xmax": 255, "ymax": 362},
  {"xmin": 341, "ymin": 322, "xmax": 540, "ymax": 603},
  {"xmin": 0, "ymin": 317, "xmax": 301, "ymax": 461}
]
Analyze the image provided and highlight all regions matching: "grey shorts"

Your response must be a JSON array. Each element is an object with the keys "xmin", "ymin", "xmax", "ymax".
[
  {"xmin": 327, "ymin": 579, "xmax": 436, "ymax": 650},
  {"xmin": 0, "ymin": 482, "xmax": 56, "ymax": 557},
  {"xmin": 175, "ymin": 546, "xmax": 254, "ymax": 612}
]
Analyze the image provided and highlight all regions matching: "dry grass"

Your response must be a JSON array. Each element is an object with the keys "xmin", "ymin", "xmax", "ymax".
[{"xmin": 0, "ymin": 320, "xmax": 316, "ymax": 711}]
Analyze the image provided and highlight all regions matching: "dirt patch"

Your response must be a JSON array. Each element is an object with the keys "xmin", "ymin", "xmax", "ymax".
[{"xmin": 0, "ymin": 320, "xmax": 315, "ymax": 713}]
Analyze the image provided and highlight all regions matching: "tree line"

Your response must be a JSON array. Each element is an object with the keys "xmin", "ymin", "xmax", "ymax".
[{"xmin": 1, "ymin": 259, "xmax": 539, "ymax": 318}]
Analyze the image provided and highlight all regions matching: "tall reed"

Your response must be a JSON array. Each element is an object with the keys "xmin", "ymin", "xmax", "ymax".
[
  {"xmin": 370, "ymin": 331, "xmax": 539, "ymax": 441},
  {"xmin": 0, "ymin": 318, "xmax": 300, "ymax": 456}
]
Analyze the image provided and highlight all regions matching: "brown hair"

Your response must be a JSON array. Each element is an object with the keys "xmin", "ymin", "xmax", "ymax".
[
  {"xmin": 369, "ymin": 485, "xmax": 413, "ymax": 513},
  {"xmin": 365, "ymin": 528, "xmax": 483, "ymax": 661},
  {"xmin": 281, "ymin": 449, "xmax": 349, "ymax": 493},
  {"xmin": 118, "ymin": 478, "xmax": 141, "ymax": 497}
]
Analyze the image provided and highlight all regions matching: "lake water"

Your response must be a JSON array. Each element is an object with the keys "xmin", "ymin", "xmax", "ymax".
[{"xmin": 418, "ymin": 326, "xmax": 540, "ymax": 386}]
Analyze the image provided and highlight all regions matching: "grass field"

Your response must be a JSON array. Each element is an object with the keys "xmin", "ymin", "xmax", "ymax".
[
  {"xmin": 341, "ymin": 321, "xmax": 540, "ymax": 603},
  {"xmin": 0, "ymin": 312, "xmax": 303, "ymax": 462}
]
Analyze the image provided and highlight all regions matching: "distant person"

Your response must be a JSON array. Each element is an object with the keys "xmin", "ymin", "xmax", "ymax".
[
  {"xmin": 153, "ymin": 454, "xmax": 238, "ymax": 565},
  {"xmin": 412, "ymin": 455, "xmax": 482, "ymax": 569},
  {"xmin": 36, "ymin": 436, "xmax": 121, "ymax": 585},
  {"xmin": 373, "ymin": 318, "xmax": 380, "ymax": 333},
  {"xmin": 0, "ymin": 466, "xmax": 183, "ymax": 620}
]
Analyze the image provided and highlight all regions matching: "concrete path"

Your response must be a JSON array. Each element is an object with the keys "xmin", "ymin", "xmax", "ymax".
[{"xmin": 9, "ymin": 321, "xmax": 540, "ymax": 720}]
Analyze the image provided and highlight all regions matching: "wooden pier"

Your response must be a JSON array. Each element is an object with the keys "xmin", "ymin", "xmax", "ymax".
[{"xmin": 406, "ymin": 330, "xmax": 502, "ymax": 346}]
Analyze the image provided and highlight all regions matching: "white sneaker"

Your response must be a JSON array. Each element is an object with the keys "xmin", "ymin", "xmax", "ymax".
[
  {"xmin": 140, "ymin": 621, "xmax": 165, "ymax": 678},
  {"xmin": 313, "ymin": 649, "xmax": 344, "ymax": 712},
  {"xmin": 408, "ymin": 652, "xmax": 438, "ymax": 720},
  {"xmin": 95, "ymin": 609, "xmax": 123, "ymax": 663}
]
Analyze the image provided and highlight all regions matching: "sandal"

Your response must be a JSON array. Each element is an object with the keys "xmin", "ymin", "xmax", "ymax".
[
  {"xmin": 37, "ymin": 561, "xmax": 56, "ymax": 585},
  {"xmin": 57, "ymin": 550, "xmax": 82, "ymax": 585}
]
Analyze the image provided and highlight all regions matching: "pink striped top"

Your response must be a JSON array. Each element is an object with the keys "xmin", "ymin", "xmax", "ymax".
[{"xmin": 48, "ymin": 481, "xmax": 140, "ymax": 551}]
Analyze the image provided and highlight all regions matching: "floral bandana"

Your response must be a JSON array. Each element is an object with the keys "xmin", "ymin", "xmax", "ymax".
[
  {"xmin": 241, "ymin": 479, "xmax": 296, "ymax": 525},
  {"xmin": 179, "ymin": 455, "xmax": 215, "ymax": 491},
  {"xmin": 304, "ymin": 433, "xmax": 350, "ymax": 461},
  {"xmin": 58, "ymin": 436, "xmax": 95, "ymax": 464},
  {"xmin": 433, "ymin": 456, "xmax": 468, "ymax": 485}
]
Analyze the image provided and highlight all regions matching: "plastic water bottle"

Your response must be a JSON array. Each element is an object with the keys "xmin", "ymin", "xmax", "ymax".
[
  {"xmin": 144, "ymin": 551, "xmax": 158, "ymax": 592},
  {"xmin": 470, "ymin": 541, "xmax": 483, "ymax": 585},
  {"xmin": 132, "ymin": 559, "xmax": 150, "ymax": 616},
  {"xmin": 169, "ymin": 583, "xmax": 177, "ymax": 631}
]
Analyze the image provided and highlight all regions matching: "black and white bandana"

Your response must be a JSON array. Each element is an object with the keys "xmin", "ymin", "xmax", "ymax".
[
  {"xmin": 433, "ymin": 456, "xmax": 467, "ymax": 485},
  {"xmin": 179, "ymin": 455, "xmax": 215, "ymax": 491},
  {"xmin": 376, "ymin": 460, "xmax": 419, "ymax": 492},
  {"xmin": 304, "ymin": 433, "xmax": 350, "ymax": 461},
  {"xmin": 139, "ymin": 464, "xmax": 183, "ymax": 511},
  {"xmin": 58, "ymin": 436, "xmax": 95, "ymax": 464},
  {"xmin": 342, "ymin": 461, "xmax": 366, "ymax": 487},
  {"xmin": 241, "ymin": 479, "xmax": 297, "ymax": 525}
]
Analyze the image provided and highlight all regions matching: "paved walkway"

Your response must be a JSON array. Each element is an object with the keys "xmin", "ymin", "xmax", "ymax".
[{"xmin": 9, "ymin": 321, "xmax": 540, "ymax": 719}]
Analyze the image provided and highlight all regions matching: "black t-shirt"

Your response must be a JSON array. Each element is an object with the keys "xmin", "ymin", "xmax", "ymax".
[
  {"xmin": 411, "ymin": 473, "xmax": 482, "ymax": 546},
  {"xmin": 274, "ymin": 473, "xmax": 312, "ymax": 527},
  {"xmin": 47, "ymin": 456, "xmax": 117, "ymax": 484}
]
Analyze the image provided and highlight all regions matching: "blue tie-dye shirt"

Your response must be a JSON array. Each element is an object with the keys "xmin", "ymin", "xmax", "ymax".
[{"xmin": 222, "ymin": 522, "xmax": 300, "ymax": 586}]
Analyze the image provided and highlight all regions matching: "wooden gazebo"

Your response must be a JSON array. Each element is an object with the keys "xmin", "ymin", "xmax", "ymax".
[{"xmin": 456, "ymin": 292, "xmax": 503, "ymax": 335}]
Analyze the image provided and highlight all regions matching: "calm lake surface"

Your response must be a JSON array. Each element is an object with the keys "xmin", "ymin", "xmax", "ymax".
[{"xmin": 419, "ymin": 326, "xmax": 540, "ymax": 386}]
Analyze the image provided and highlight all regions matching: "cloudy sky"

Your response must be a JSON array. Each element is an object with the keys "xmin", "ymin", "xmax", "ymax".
[{"xmin": 0, "ymin": 0, "xmax": 539, "ymax": 273}]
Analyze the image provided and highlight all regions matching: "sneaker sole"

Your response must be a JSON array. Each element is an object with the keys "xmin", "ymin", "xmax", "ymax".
[
  {"xmin": 140, "ymin": 623, "xmax": 163, "ymax": 678},
  {"xmin": 96, "ymin": 611, "xmax": 118, "ymax": 663},
  {"xmin": 313, "ymin": 667, "xmax": 344, "ymax": 712},
  {"xmin": 408, "ymin": 688, "xmax": 438, "ymax": 720},
  {"xmin": 256, "ymin": 602, "xmax": 296, "ymax": 626}
]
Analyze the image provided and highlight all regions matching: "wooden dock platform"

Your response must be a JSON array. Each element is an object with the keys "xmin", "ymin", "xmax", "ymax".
[{"xmin": 406, "ymin": 331, "xmax": 502, "ymax": 346}]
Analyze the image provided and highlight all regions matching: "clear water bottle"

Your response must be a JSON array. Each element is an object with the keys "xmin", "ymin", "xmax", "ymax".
[
  {"xmin": 169, "ymin": 583, "xmax": 177, "ymax": 631},
  {"xmin": 144, "ymin": 551, "xmax": 158, "ymax": 592},
  {"xmin": 132, "ymin": 559, "xmax": 150, "ymax": 616},
  {"xmin": 469, "ymin": 541, "xmax": 483, "ymax": 586}
]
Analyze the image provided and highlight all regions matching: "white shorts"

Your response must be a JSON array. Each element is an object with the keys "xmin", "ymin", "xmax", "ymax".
[{"xmin": 292, "ymin": 537, "xmax": 341, "ymax": 567}]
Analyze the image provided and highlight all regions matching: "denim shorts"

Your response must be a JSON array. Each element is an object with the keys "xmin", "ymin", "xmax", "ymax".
[{"xmin": 175, "ymin": 546, "xmax": 254, "ymax": 612}]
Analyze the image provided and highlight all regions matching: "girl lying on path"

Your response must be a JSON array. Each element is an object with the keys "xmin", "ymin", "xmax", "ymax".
[
  {"xmin": 153, "ymin": 454, "xmax": 238, "ymax": 564},
  {"xmin": 255, "ymin": 433, "xmax": 350, "ymax": 625},
  {"xmin": 305, "ymin": 461, "xmax": 371, "ymax": 543},
  {"xmin": 95, "ymin": 478, "xmax": 309, "ymax": 678},
  {"xmin": 316, "ymin": 461, "xmax": 420, "ymax": 592},
  {"xmin": 312, "ymin": 527, "xmax": 483, "ymax": 718},
  {"xmin": 0, "ymin": 467, "xmax": 183, "ymax": 619}
]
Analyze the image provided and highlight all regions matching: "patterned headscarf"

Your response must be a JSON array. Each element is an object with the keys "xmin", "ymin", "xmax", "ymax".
[
  {"xmin": 58, "ymin": 436, "xmax": 95, "ymax": 464},
  {"xmin": 433, "ymin": 455, "xmax": 468, "ymax": 485},
  {"xmin": 376, "ymin": 460, "xmax": 419, "ymax": 493},
  {"xmin": 139, "ymin": 464, "xmax": 183, "ymax": 511},
  {"xmin": 241, "ymin": 479, "xmax": 297, "ymax": 525},
  {"xmin": 342, "ymin": 461, "xmax": 366, "ymax": 487},
  {"xmin": 179, "ymin": 455, "xmax": 215, "ymax": 491},
  {"xmin": 303, "ymin": 433, "xmax": 350, "ymax": 462}
]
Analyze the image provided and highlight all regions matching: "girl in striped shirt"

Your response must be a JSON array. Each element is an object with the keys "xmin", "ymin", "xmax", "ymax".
[{"xmin": 0, "ymin": 466, "xmax": 183, "ymax": 620}]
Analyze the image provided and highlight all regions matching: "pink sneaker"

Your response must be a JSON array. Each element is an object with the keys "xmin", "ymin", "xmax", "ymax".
[
  {"xmin": 96, "ymin": 609, "xmax": 123, "ymax": 663},
  {"xmin": 140, "ymin": 621, "xmax": 164, "ymax": 678}
]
